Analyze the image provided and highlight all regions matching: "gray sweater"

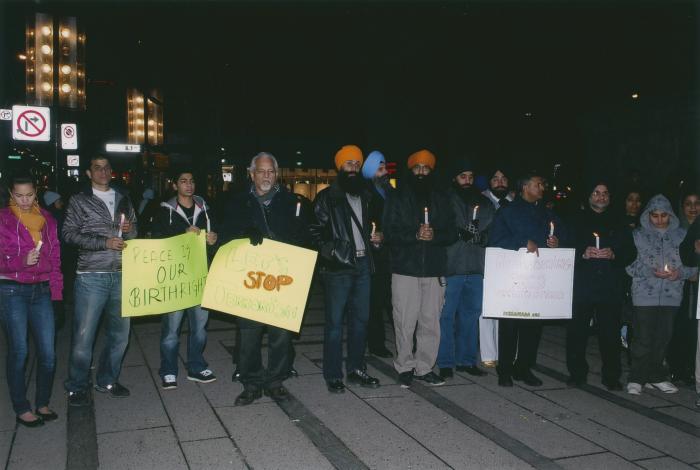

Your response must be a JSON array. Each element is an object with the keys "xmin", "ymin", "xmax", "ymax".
[{"xmin": 626, "ymin": 194, "xmax": 697, "ymax": 307}]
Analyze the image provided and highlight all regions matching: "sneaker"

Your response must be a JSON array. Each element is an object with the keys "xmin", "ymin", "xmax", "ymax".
[
  {"xmin": 68, "ymin": 390, "xmax": 90, "ymax": 407},
  {"xmin": 188, "ymin": 369, "xmax": 217, "ymax": 384},
  {"xmin": 94, "ymin": 382, "xmax": 130, "ymax": 398},
  {"xmin": 398, "ymin": 371, "xmax": 413, "ymax": 388},
  {"xmin": 627, "ymin": 382, "xmax": 642, "ymax": 395},
  {"xmin": 162, "ymin": 375, "xmax": 177, "ymax": 390},
  {"xmin": 645, "ymin": 381, "xmax": 678, "ymax": 394},
  {"xmin": 347, "ymin": 369, "xmax": 380, "ymax": 388},
  {"xmin": 414, "ymin": 371, "xmax": 445, "ymax": 386}
]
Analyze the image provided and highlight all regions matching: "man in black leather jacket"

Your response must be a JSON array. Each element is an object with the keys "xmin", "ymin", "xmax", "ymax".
[{"xmin": 310, "ymin": 145, "xmax": 383, "ymax": 393}]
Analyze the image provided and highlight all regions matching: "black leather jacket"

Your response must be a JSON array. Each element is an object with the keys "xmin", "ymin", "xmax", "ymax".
[{"xmin": 310, "ymin": 181, "xmax": 378, "ymax": 273}]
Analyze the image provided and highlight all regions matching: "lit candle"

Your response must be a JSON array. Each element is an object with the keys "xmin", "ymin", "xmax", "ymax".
[
  {"xmin": 371, "ymin": 222, "xmax": 376, "ymax": 236},
  {"xmin": 593, "ymin": 232, "xmax": 600, "ymax": 250},
  {"xmin": 295, "ymin": 201, "xmax": 301, "ymax": 217},
  {"xmin": 549, "ymin": 222, "xmax": 554, "ymax": 238},
  {"xmin": 35, "ymin": 240, "xmax": 43, "ymax": 252},
  {"xmin": 472, "ymin": 205, "xmax": 479, "ymax": 221},
  {"xmin": 117, "ymin": 213, "xmax": 125, "ymax": 237},
  {"xmin": 206, "ymin": 214, "xmax": 211, "ymax": 232},
  {"xmin": 424, "ymin": 207, "xmax": 429, "ymax": 225}
]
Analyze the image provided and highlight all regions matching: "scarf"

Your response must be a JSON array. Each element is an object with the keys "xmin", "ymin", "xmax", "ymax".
[{"xmin": 9, "ymin": 199, "xmax": 46, "ymax": 244}]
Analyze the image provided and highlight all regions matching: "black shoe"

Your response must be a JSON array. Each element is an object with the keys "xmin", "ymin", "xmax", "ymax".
[
  {"xmin": 95, "ymin": 382, "xmax": 130, "ymax": 397},
  {"xmin": 439, "ymin": 368, "xmax": 454, "ymax": 379},
  {"xmin": 265, "ymin": 386, "xmax": 290, "ymax": 402},
  {"xmin": 16, "ymin": 414, "xmax": 44, "ymax": 428},
  {"xmin": 671, "ymin": 373, "xmax": 695, "ymax": 386},
  {"xmin": 498, "ymin": 375, "xmax": 513, "ymax": 387},
  {"xmin": 347, "ymin": 369, "xmax": 380, "ymax": 388},
  {"xmin": 369, "ymin": 347, "xmax": 393, "ymax": 358},
  {"xmin": 566, "ymin": 376, "xmax": 586, "ymax": 387},
  {"xmin": 398, "ymin": 371, "xmax": 413, "ymax": 388},
  {"xmin": 188, "ymin": 369, "xmax": 217, "ymax": 384},
  {"xmin": 326, "ymin": 379, "xmax": 346, "ymax": 393},
  {"xmin": 232, "ymin": 367, "xmax": 241, "ymax": 382},
  {"xmin": 512, "ymin": 370, "xmax": 543, "ymax": 387},
  {"xmin": 35, "ymin": 409, "xmax": 58, "ymax": 421},
  {"xmin": 235, "ymin": 389, "xmax": 262, "ymax": 406},
  {"xmin": 414, "ymin": 371, "xmax": 445, "ymax": 386},
  {"xmin": 602, "ymin": 379, "xmax": 623, "ymax": 391},
  {"xmin": 68, "ymin": 390, "xmax": 90, "ymax": 407},
  {"xmin": 289, "ymin": 366, "xmax": 299, "ymax": 378},
  {"xmin": 456, "ymin": 365, "xmax": 487, "ymax": 377}
]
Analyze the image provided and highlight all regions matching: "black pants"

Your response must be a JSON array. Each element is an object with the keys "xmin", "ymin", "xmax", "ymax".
[
  {"xmin": 629, "ymin": 306, "xmax": 676, "ymax": 384},
  {"xmin": 497, "ymin": 319, "xmax": 543, "ymax": 377},
  {"xmin": 666, "ymin": 283, "xmax": 698, "ymax": 378},
  {"xmin": 237, "ymin": 317, "xmax": 292, "ymax": 391},
  {"xmin": 367, "ymin": 268, "xmax": 392, "ymax": 352},
  {"xmin": 566, "ymin": 302, "xmax": 621, "ymax": 383}
]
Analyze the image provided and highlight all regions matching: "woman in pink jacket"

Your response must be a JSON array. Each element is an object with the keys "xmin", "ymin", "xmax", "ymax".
[{"xmin": 0, "ymin": 174, "xmax": 62, "ymax": 427}]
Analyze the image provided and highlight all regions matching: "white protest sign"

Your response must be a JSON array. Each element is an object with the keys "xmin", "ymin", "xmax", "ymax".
[{"xmin": 483, "ymin": 247, "xmax": 575, "ymax": 319}]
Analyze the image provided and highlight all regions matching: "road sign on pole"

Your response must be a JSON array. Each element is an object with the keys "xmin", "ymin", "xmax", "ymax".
[
  {"xmin": 61, "ymin": 123, "xmax": 78, "ymax": 149},
  {"xmin": 0, "ymin": 109, "xmax": 12, "ymax": 121},
  {"xmin": 12, "ymin": 105, "xmax": 51, "ymax": 142}
]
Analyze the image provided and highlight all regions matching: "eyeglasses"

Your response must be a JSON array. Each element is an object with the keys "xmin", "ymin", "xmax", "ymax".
[
  {"xmin": 91, "ymin": 166, "xmax": 112, "ymax": 173},
  {"xmin": 592, "ymin": 191, "xmax": 610, "ymax": 197},
  {"xmin": 254, "ymin": 169, "xmax": 276, "ymax": 176}
]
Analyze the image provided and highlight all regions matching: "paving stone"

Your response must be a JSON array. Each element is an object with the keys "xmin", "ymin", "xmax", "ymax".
[
  {"xmin": 217, "ymin": 402, "xmax": 334, "ymax": 469},
  {"xmin": 636, "ymin": 456, "xmax": 698, "ymax": 469},
  {"xmin": 365, "ymin": 394, "xmax": 531, "ymax": 469},
  {"xmin": 286, "ymin": 375, "xmax": 450, "ymax": 469},
  {"xmin": 94, "ymin": 365, "xmax": 169, "ymax": 434},
  {"xmin": 556, "ymin": 452, "xmax": 641, "ymax": 469},
  {"xmin": 438, "ymin": 384, "xmax": 602, "ymax": 459},
  {"xmin": 0, "ymin": 431, "xmax": 12, "ymax": 468},
  {"xmin": 97, "ymin": 426, "xmax": 187, "ymax": 470},
  {"xmin": 657, "ymin": 405, "xmax": 700, "ymax": 427},
  {"xmin": 181, "ymin": 437, "xmax": 248, "ymax": 469},
  {"xmin": 540, "ymin": 388, "xmax": 700, "ymax": 463}
]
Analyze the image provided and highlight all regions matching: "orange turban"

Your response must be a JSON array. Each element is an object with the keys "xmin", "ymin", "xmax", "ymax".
[
  {"xmin": 407, "ymin": 149, "xmax": 436, "ymax": 170},
  {"xmin": 334, "ymin": 145, "xmax": 364, "ymax": 170}
]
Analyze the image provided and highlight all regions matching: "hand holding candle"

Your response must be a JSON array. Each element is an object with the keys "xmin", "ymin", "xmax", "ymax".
[
  {"xmin": 593, "ymin": 232, "xmax": 600, "ymax": 250},
  {"xmin": 371, "ymin": 222, "xmax": 376, "ymax": 236},
  {"xmin": 35, "ymin": 240, "xmax": 43, "ymax": 253},
  {"xmin": 549, "ymin": 221, "xmax": 554, "ymax": 238},
  {"xmin": 472, "ymin": 205, "xmax": 479, "ymax": 221}
]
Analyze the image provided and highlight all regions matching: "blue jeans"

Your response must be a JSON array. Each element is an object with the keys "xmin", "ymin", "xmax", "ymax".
[
  {"xmin": 159, "ymin": 305, "xmax": 209, "ymax": 377},
  {"xmin": 437, "ymin": 274, "xmax": 483, "ymax": 368},
  {"xmin": 322, "ymin": 257, "xmax": 371, "ymax": 380},
  {"xmin": 0, "ymin": 282, "xmax": 55, "ymax": 415},
  {"xmin": 65, "ymin": 273, "xmax": 130, "ymax": 392}
]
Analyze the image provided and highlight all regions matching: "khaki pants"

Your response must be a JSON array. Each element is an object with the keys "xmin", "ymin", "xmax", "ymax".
[{"xmin": 391, "ymin": 274, "xmax": 445, "ymax": 376}]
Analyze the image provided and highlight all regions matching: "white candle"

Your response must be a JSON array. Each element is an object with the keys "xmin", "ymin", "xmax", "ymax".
[
  {"xmin": 472, "ymin": 205, "xmax": 479, "ymax": 221},
  {"xmin": 206, "ymin": 215, "xmax": 211, "ymax": 232},
  {"xmin": 593, "ymin": 232, "xmax": 600, "ymax": 250},
  {"xmin": 664, "ymin": 264, "xmax": 670, "ymax": 272},
  {"xmin": 295, "ymin": 202, "xmax": 301, "ymax": 217},
  {"xmin": 117, "ymin": 213, "xmax": 125, "ymax": 237},
  {"xmin": 35, "ymin": 240, "xmax": 43, "ymax": 252},
  {"xmin": 549, "ymin": 222, "xmax": 554, "ymax": 238},
  {"xmin": 424, "ymin": 207, "xmax": 429, "ymax": 225},
  {"xmin": 371, "ymin": 222, "xmax": 376, "ymax": 236}
]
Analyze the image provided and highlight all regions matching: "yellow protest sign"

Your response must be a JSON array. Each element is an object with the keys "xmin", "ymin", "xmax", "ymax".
[
  {"xmin": 201, "ymin": 238, "xmax": 317, "ymax": 332},
  {"xmin": 121, "ymin": 231, "xmax": 208, "ymax": 317}
]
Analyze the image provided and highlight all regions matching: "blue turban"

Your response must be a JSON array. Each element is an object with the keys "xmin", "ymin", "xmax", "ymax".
[{"xmin": 362, "ymin": 150, "xmax": 385, "ymax": 180}]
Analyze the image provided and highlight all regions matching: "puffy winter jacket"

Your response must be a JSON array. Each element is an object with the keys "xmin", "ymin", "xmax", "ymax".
[
  {"xmin": 62, "ymin": 185, "xmax": 137, "ymax": 272},
  {"xmin": 0, "ymin": 206, "xmax": 63, "ymax": 300}
]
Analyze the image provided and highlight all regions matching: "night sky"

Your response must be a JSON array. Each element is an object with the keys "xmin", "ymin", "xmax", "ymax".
[{"xmin": 1, "ymin": 0, "xmax": 698, "ymax": 173}]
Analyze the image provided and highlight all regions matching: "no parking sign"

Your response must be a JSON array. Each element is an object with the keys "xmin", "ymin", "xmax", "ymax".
[
  {"xmin": 12, "ymin": 105, "xmax": 50, "ymax": 142},
  {"xmin": 61, "ymin": 123, "xmax": 78, "ymax": 149}
]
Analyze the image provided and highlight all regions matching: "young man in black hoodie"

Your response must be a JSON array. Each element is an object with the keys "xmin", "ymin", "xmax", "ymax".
[{"xmin": 151, "ymin": 169, "xmax": 218, "ymax": 390}]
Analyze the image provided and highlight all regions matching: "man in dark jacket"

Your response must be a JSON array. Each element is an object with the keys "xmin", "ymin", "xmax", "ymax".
[
  {"xmin": 311, "ymin": 145, "xmax": 382, "ymax": 393},
  {"xmin": 383, "ymin": 149, "xmax": 457, "ymax": 388},
  {"xmin": 219, "ymin": 152, "xmax": 311, "ymax": 405},
  {"xmin": 679, "ymin": 217, "xmax": 700, "ymax": 406},
  {"xmin": 437, "ymin": 159, "xmax": 494, "ymax": 379},
  {"xmin": 150, "ymin": 169, "xmax": 218, "ymax": 390},
  {"xmin": 489, "ymin": 170, "xmax": 563, "ymax": 387},
  {"xmin": 565, "ymin": 180, "xmax": 634, "ymax": 391},
  {"xmin": 361, "ymin": 150, "xmax": 394, "ymax": 358},
  {"xmin": 63, "ymin": 155, "xmax": 137, "ymax": 406}
]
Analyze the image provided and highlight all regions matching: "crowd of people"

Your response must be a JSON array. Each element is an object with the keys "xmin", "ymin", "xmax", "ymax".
[{"xmin": 0, "ymin": 147, "xmax": 698, "ymax": 430}]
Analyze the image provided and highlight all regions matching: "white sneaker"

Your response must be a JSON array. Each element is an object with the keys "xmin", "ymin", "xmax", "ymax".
[
  {"xmin": 627, "ymin": 382, "xmax": 642, "ymax": 395},
  {"xmin": 645, "ymin": 381, "xmax": 678, "ymax": 393},
  {"xmin": 162, "ymin": 374, "xmax": 177, "ymax": 390}
]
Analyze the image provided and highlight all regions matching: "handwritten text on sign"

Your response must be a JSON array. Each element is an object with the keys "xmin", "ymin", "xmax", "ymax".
[
  {"xmin": 121, "ymin": 232, "xmax": 208, "ymax": 317},
  {"xmin": 482, "ymin": 247, "xmax": 575, "ymax": 320},
  {"xmin": 201, "ymin": 238, "xmax": 317, "ymax": 332}
]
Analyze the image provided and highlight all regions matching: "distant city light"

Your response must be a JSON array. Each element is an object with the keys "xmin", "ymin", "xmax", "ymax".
[
  {"xmin": 524, "ymin": 112, "xmax": 533, "ymax": 117},
  {"xmin": 296, "ymin": 161, "xmax": 303, "ymax": 166},
  {"xmin": 631, "ymin": 93, "xmax": 639, "ymax": 99},
  {"xmin": 41, "ymin": 45, "xmax": 52, "ymax": 55},
  {"xmin": 18, "ymin": 53, "xmax": 26, "ymax": 60},
  {"xmin": 296, "ymin": 150, "xmax": 302, "ymax": 155}
]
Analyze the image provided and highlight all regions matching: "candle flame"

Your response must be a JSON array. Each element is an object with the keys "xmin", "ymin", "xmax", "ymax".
[{"xmin": 592, "ymin": 232, "xmax": 599, "ymax": 237}]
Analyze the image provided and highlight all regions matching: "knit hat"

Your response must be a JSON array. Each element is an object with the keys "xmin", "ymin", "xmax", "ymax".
[
  {"xmin": 334, "ymin": 145, "xmax": 364, "ymax": 170},
  {"xmin": 407, "ymin": 149, "xmax": 436, "ymax": 170},
  {"xmin": 43, "ymin": 191, "xmax": 61, "ymax": 207},
  {"xmin": 362, "ymin": 150, "xmax": 385, "ymax": 180},
  {"xmin": 451, "ymin": 158, "xmax": 476, "ymax": 177}
]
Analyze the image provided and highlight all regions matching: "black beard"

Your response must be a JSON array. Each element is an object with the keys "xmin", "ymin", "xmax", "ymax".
[
  {"xmin": 338, "ymin": 170, "xmax": 364, "ymax": 195},
  {"xmin": 491, "ymin": 187, "xmax": 508, "ymax": 199},
  {"xmin": 454, "ymin": 181, "xmax": 478, "ymax": 203},
  {"xmin": 409, "ymin": 172, "xmax": 434, "ymax": 198}
]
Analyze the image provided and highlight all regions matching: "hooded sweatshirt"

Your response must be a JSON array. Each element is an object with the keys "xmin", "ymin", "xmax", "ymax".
[{"xmin": 626, "ymin": 194, "xmax": 697, "ymax": 307}]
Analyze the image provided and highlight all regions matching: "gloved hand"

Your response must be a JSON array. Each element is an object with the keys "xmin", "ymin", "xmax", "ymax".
[
  {"xmin": 245, "ymin": 227, "xmax": 264, "ymax": 246},
  {"xmin": 458, "ymin": 223, "xmax": 481, "ymax": 244}
]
